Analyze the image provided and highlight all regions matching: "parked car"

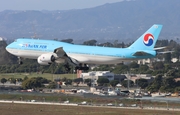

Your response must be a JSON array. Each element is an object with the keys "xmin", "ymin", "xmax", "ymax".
[
  {"xmin": 119, "ymin": 103, "xmax": 124, "ymax": 107},
  {"xmin": 107, "ymin": 103, "xmax": 114, "ymax": 106}
]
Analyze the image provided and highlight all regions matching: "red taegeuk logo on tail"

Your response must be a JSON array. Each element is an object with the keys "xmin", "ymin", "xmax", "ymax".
[{"xmin": 143, "ymin": 33, "xmax": 154, "ymax": 46}]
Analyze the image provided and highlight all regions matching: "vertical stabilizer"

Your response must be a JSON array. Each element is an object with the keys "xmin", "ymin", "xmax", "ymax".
[{"xmin": 129, "ymin": 24, "xmax": 163, "ymax": 50}]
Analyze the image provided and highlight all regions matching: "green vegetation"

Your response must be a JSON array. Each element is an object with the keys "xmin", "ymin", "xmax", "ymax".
[
  {"xmin": 0, "ymin": 73, "xmax": 75, "ymax": 80},
  {"xmin": 97, "ymin": 77, "xmax": 110, "ymax": 86}
]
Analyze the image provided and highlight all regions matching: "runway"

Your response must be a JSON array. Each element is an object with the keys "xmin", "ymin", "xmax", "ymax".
[
  {"xmin": 134, "ymin": 97, "xmax": 180, "ymax": 103},
  {"xmin": 0, "ymin": 100, "xmax": 180, "ymax": 111}
]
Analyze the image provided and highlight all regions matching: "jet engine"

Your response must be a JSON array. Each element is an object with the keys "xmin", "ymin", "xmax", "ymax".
[{"xmin": 37, "ymin": 53, "xmax": 56, "ymax": 65}]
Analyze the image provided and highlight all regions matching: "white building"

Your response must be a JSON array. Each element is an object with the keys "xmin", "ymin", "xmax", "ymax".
[
  {"xmin": 124, "ymin": 74, "xmax": 153, "ymax": 83},
  {"xmin": 80, "ymin": 71, "xmax": 114, "ymax": 85}
]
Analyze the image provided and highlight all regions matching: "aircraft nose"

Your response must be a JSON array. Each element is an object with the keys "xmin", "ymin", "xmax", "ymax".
[
  {"xmin": 6, "ymin": 46, "xmax": 10, "ymax": 52},
  {"xmin": 6, "ymin": 44, "xmax": 11, "ymax": 53}
]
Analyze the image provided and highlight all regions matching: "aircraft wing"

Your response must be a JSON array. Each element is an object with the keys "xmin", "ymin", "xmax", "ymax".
[
  {"xmin": 54, "ymin": 47, "xmax": 66, "ymax": 57},
  {"xmin": 54, "ymin": 47, "xmax": 79, "ymax": 66}
]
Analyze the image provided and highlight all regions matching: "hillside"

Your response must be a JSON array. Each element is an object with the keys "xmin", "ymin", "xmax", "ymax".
[
  {"xmin": 0, "ymin": 0, "xmax": 180, "ymax": 43},
  {"xmin": 0, "ymin": 41, "xmax": 17, "ymax": 64}
]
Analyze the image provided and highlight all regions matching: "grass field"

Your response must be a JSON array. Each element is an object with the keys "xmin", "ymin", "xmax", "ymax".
[
  {"xmin": 0, "ymin": 103, "xmax": 179, "ymax": 115},
  {"xmin": 0, "ymin": 73, "xmax": 75, "ymax": 81}
]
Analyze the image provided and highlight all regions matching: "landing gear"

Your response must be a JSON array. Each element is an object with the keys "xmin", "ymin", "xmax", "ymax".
[
  {"xmin": 64, "ymin": 63, "xmax": 89, "ymax": 72},
  {"xmin": 64, "ymin": 63, "xmax": 71, "ymax": 72},
  {"xmin": 75, "ymin": 64, "xmax": 89, "ymax": 71},
  {"xmin": 75, "ymin": 66, "xmax": 89, "ymax": 71},
  {"xmin": 18, "ymin": 57, "xmax": 23, "ymax": 65}
]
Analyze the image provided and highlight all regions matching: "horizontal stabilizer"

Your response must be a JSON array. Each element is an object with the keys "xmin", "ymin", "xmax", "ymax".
[
  {"xmin": 157, "ymin": 51, "xmax": 174, "ymax": 54},
  {"xmin": 154, "ymin": 47, "xmax": 166, "ymax": 50}
]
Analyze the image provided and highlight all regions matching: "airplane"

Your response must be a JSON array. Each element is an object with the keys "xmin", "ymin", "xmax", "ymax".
[{"xmin": 6, "ymin": 24, "xmax": 163, "ymax": 71}]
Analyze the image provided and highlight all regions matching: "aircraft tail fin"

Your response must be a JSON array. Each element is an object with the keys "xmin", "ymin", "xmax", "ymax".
[{"xmin": 128, "ymin": 24, "xmax": 163, "ymax": 50}]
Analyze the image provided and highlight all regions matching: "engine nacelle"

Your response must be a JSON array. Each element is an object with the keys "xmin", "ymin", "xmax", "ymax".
[
  {"xmin": 37, "ymin": 53, "xmax": 56, "ymax": 65},
  {"xmin": 37, "ymin": 57, "xmax": 51, "ymax": 65}
]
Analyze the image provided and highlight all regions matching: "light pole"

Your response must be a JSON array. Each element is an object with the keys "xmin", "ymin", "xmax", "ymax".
[
  {"xmin": 114, "ymin": 100, "xmax": 117, "ymax": 107},
  {"xmin": 165, "ymin": 101, "xmax": 169, "ymax": 110},
  {"xmin": 140, "ymin": 100, "xmax": 143, "ymax": 109},
  {"xmin": 43, "ymin": 97, "xmax": 45, "ymax": 102},
  {"xmin": 161, "ymin": 101, "xmax": 169, "ymax": 110},
  {"xmin": 20, "ymin": 97, "xmax": 23, "ymax": 101},
  {"xmin": 90, "ymin": 99, "xmax": 93, "ymax": 106}
]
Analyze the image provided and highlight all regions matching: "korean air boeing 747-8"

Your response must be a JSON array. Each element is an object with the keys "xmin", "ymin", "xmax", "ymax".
[{"xmin": 6, "ymin": 24, "xmax": 163, "ymax": 70}]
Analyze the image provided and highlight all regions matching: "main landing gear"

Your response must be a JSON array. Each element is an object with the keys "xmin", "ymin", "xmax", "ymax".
[
  {"xmin": 64, "ymin": 63, "xmax": 71, "ymax": 72},
  {"xmin": 75, "ymin": 64, "xmax": 89, "ymax": 71},
  {"xmin": 18, "ymin": 57, "xmax": 23, "ymax": 65},
  {"xmin": 64, "ymin": 63, "xmax": 89, "ymax": 72}
]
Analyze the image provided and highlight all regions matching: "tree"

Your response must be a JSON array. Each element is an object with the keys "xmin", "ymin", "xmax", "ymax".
[
  {"xmin": 147, "ymin": 74, "xmax": 163, "ymax": 93},
  {"xmin": 93, "ymin": 65, "xmax": 112, "ymax": 71},
  {"xmin": 175, "ymin": 87, "xmax": 180, "ymax": 92},
  {"xmin": 135, "ymin": 79, "xmax": 148, "ymax": 89},
  {"xmin": 101, "ymin": 42, "xmax": 113, "ymax": 47},
  {"xmin": 61, "ymin": 38, "xmax": 73, "ymax": 43},
  {"xmin": 160, "ymin": 76, "xmax": 176, "ymax": 92},
  {"xmin": 1, "ymin": 78, "xmax": 7, "ymax": 84},
  {"xmin": 17, "ymin": 78, "xmax": 23, "ymax": 82},
  {"xmin": 110, "ymin": 80, "xmax": 119, "ymax": 88},
  {"xmin": 84, "ymin": 79, "xmax": 92, "ymax": 87},
  {"xmin": 97, "ymin": 77, "xmax": 109, "ymax": 86},
  {"xmin": 172, "ymin": 46, "xmax": 180, "ymax": 60},
  {"xmin": 164, "ymin": 53, "xmax": 172, "ymax": 63},
  {"xmin": 64, "ymin": 79, "xmax": 72, "ymax": 86},
  {"xmin": 121, "ymin": 80, "xmax": 134, "ymax": 88},
  {"xmin": 166, "ymin": 69, "xmax": 177, "ymax": 77},
  {"xmin": 139, "ymin": 65, "xmax": 149, "ymax": 73},
  {"xmin": 113, "ymin": 64, "xmax": 129, "ymax": 74},
  {"xmin": 8, "ymin": 78, "xmax": 16, "ymax": 84},
  {"xmin": 129, "ymin": 62, "xmax": 139, "ymax": 68},
  {"xmin": 24, "ymin": 76, "xmax": 28, "ymax": 81},
  {"xmin": 36, "ymin": 77, "xmax": 49, "ymax": 84},
  {"xmin": 152, "ymin": 62, "xmax": 164, "ymax": 70},
  {"xmin": 73, "ymin": 78, "xmax": 83, "ymax": 86},
  {"xmin": 22, "ymin": 77, "xmax": 44, "ymax": 89},
  {"xmin": 61, "ymin": 77, "xmax": 67, "ymax": 82},
  {"xmin": 47, "ymin": 82, "xmax": 56, "ymax": 89},
  {"xmin": 83, "ymin": 39, "xmax": 97, "ymax": 46}
]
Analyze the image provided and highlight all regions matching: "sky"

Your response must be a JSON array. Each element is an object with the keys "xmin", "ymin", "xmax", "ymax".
[{"xmin": 0, "ymin": 0, "xmax": 124, "ymax": 11}]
